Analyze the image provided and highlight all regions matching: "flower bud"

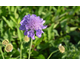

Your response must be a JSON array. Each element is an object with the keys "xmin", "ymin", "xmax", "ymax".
[
  {"xmin": 58, "ymin": 44, "xmax": 65, "ymax": 53},
  {"xmin": 24, "ymin": 36, "xmax": 30, "ymax": 42},
  {"xmin": 2, "ymin": 39, "xmax": 9, "ymax": 45},
  {"xmin": 5, "ymin": 43, "xmax": 13, "ymax": 52}
]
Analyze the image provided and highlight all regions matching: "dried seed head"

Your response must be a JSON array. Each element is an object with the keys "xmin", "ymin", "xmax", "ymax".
[
  {"xmin": 58, "ymin": 44, "xmax": 65, "ymax": 53},
  {"xmin": 5, "ymin": 43, "xmax": 13, "ymax": 52},
  {"xmin": 2, "ymin": 39, "xmax": 9, "ymax": 45},
  {"xmin": 24, "ymin": 36, "xmax": 30, "ymax": 42}
]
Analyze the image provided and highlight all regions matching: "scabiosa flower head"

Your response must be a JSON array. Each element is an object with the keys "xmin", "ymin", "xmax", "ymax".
[{"xmin": 19, "ymin": 14, "xmax": 47, "ymax": 40}]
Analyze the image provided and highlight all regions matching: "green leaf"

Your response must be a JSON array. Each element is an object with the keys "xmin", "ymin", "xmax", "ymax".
[
  {"xmin": 53, "ymin": 6, "xmax": 57, "ymax": 11},
  {"xmin": 38, "ymin": 6, "xmax": 44, "ymax": 15},
  {"xmin": 43, "ymin": 12, "xmax": 51, "ymax": 19},
  {"xmin": 37, "ymin": 54, "xmax": 45, "ymax": 59},
  {"xmin": 11, "ymin": 6, "xmax": 15, "ymax": 12},
  {"xmin": 53, "ymin": 29, "xmax": 59, "ymax": 36},
  {"xmin": 10, "ymin": 16, "xmax": 17, "ymax": 24},
  {"xmin": 2, "ymin": 16, "xmax": 13, "ymax": 29},
  {"xmin": 70, "ymin": 27, "xmax": 77, "ymax": 31},
  {"xmin": 0, "ymin": 20, "xmax": 3, "ymax": 36},
  {"xmin": 34, "ymin": 36, "xmax": 43, "ymax": 48},
  {"xmin": 17, "ymin": 28, "xmax": 22, "ymax": 41}
]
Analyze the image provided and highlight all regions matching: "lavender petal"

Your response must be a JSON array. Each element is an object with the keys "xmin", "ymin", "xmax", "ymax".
[
  {"xmin": 36, "ymin": 29, "xmax": 44, "ymax": 38},
  {"xmin": 19, "ymin": 25, "xmax": 26, "ymax": 30}
]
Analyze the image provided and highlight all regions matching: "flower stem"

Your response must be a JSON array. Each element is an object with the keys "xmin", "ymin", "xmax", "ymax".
[
  {"xmin": 28, "ymin": 39, "xmax": 33, "ymax": 59},
  {"xmin": 0, "ymin": 46, "xmax": 4, "ymax": 59},
  {"xmin": 20, "ymin": 42, "xmax": 22, "ymax": 59},
  {"xmin": 47, "ymin": 50, "xmax": 58, "ymax": 59}
]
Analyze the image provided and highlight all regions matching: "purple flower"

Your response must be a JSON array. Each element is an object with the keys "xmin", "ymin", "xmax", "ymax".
[{"xmin": 19, "ymin": 14, "xmax": 47, "ymax": 40}]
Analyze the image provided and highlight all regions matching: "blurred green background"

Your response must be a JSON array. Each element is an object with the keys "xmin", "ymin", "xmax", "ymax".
[{"xmin": 0, "ymin": 6, "xmax": 80, "ymax": 59}]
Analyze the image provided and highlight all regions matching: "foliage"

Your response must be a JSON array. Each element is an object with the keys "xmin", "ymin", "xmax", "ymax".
[{"xmin": 0, "ymin": 6, "xmax": 80, "ymax": 59}]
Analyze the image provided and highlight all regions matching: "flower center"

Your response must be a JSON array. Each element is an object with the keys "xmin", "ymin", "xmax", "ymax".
[{"xmin": 28, "ymin": 19, "xmax": 40, "ymax": 30}]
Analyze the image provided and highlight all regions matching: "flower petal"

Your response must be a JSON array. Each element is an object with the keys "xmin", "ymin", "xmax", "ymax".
[
  {"xmin": 24, "ymin": 30, "xmax": 28, "ymax": 35},
  {"xmin": 20, "ymin": 19, "xmax": 27, "ymax": 25},
  {"xmin": 19, "ymin": 25, "xmax": 26, "ymax": 30},
  {"xmin": 36, "ymin": 29, "xmax": 44, "ymax": 38},
  {"xmin": 27, "ymin": 30, "xmax": 35, "ymax": 40},
  {"xmin": 23, "ymin": 14, "xmax": 30, "ymax": 20},
  {"xmin": 32, "ymin": 14, "xmax": 36, "ymax": 17},
  {"xmin": 20, "ymin": 20, "xmax": 24, "ymax": 25},
  {"xmin": 42, "ymin": 20, "xmax": 45, "ymax": 24},
  {"xmin": 25, "ymin": 25, "xmax": 29, "ymax": 30},
  {"xmin": 42, "ymin": 25, "xmax": 47, "ymax": 29},
  {"xmin": 20, "ymin": 14, "xmax": 30, "ymax": 25}
]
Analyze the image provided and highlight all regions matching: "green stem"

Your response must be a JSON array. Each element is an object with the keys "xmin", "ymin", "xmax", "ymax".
[
  {"xmin": 28, "ymin": 39, "xmax": 33, "ymax": 59},
  {"xmin": 0, "ymin": 46, "xmax": 4, "ymax": 59},
  {"xmin": 20, "ymin": 42, "xmax": 22, "ymax": 59},
  {"xmin": 47, "ymin": 50, "xmax": 58, "ymax": 59}
]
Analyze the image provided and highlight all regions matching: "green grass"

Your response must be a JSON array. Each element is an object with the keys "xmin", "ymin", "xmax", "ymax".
[{"xmin": 0, "ymin": 6, "xmax": 80, "ymax": 59}]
